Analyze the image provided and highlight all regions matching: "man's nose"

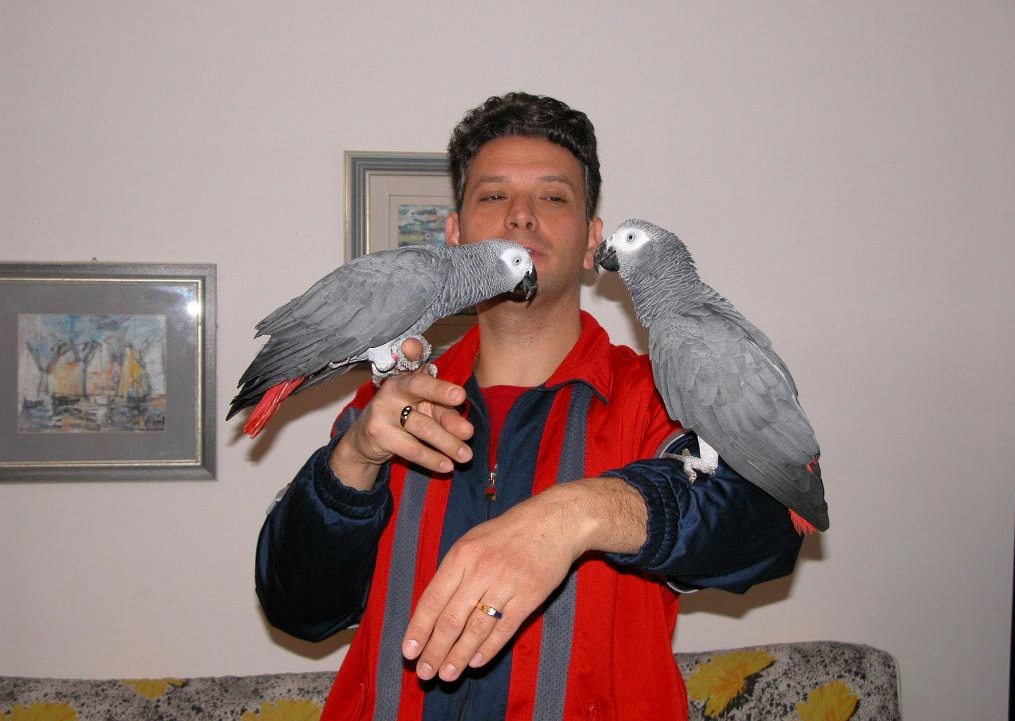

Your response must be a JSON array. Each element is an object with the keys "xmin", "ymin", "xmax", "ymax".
[{"xmin": 506, "ymin": 197, "xmax": 536, "ymax": 230}]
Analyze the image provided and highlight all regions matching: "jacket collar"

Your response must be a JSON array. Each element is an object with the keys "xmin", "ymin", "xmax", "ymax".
[{"xmin": 434, "ymin": 310, "xmax": 614, "ymax": 402}]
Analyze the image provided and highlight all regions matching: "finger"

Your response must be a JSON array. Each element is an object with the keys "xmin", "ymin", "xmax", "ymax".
[
  {"xmin": 467, "ymin": 603, "xmax": 524, "ymax": 670},
  {"xmin": 409, "ymin": 593, "xmax": 491, "ymax": 682},
  {"xmin": 401, "ymin": 406, "xmax": 474, "ymax": 465},
  {"xmin": 400, "ymin": 337, "xmax": 425, "ymax": 364},
  {"xmin": 381, "ymin": 424, "xmax": 460, "ymax": 475},
  {"xmin": 425, "ymin": 401, "xmax": 475, "ymax": 439},
  {"xmin": 438, "ymin": 599, "xmax": 518, "ymax": 681},
  {"xmin": 394, "ymin": 371, "xmax": 466, "ymax": 408},
  {"xmin": 415, "ymin": 399, "xmax": 474, "ymax": 448},
  {"xmin": 402, "ymin": 565, "xmax": 467, "ymax": 672}
]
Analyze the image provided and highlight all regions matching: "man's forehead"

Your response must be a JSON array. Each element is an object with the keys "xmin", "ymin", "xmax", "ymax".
[
  {"xmin": 472, "ymin": 173, "xmax": 578, "ymax": 188},
  {"xmin": 465, "ymin": 136, "xmax": 584, "ymax": 186}
]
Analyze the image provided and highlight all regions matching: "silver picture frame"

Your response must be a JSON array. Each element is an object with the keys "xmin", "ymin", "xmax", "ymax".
[
  {"xmin": 344, "ymin": 151, "xmax": 453, "ymax": 259},
  {"xmin": 0, "ymin": 262, "xmax": 216, "ymax": 481}
]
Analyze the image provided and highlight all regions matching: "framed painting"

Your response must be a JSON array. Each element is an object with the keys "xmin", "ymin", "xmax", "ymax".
[
  {"xmin": 0, "ymin": 263, "xmax": 216, "ymax": 481},
  {"xmin": 344, "ymin": 151, "xmax": 455, "ymax": 259}
]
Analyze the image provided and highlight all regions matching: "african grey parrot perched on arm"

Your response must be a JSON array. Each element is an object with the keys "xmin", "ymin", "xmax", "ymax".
[
  {"xmin": 229, "ymin": 239, "xmax": 536, "ymax": 438},
  {"xmin": 595, "ymin": 219, "xmax": 828, "ymax": 532}
]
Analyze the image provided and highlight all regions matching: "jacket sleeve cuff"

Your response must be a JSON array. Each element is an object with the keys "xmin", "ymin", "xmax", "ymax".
[
  {"xmin": 600, "ymin": 434, "xmax": 803, "ymax": 594},
  {"xmin": 601, "ymin": 463, "xmax": 679, "ymax": 570},
  {"xmin": 311, "ymin": 433, "xmax": 391, "ymax": 520},
  {"xmin": 600, "ymin": 431, "xmax": 698, "ymax": 570}
]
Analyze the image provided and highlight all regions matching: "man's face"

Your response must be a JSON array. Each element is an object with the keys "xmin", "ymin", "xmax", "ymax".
[{"xmin": 446, "ymin": 136, "xmax": 602, "ymax": 304}]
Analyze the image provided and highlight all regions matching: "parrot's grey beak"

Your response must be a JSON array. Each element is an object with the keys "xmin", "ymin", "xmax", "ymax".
[
  {"xmin": 595, "ymin": 241, "xmax": 619, "ymax": 272},
  {"xmin": 511, "ymin": 265, "xmax": 538, "ymax": 301}
]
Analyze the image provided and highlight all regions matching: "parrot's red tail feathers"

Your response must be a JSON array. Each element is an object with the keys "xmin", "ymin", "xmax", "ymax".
[
  {"xmin": 789, "ymin": 510, "xmax": 818, "ymax": 535},
  {"xmin": 243, "ymin": 377, "xmax": 306, "ymax": 438}
]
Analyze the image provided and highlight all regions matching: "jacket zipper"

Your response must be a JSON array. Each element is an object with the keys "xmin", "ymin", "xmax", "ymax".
[{"xmin": 484, "ymin": 463, "xmax": 497, "ymax": 519}]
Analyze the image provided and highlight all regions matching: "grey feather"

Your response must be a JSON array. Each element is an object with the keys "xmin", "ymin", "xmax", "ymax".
[
  {"xmin": 229, "ymin": 239, "xmax": 536, "ymax": 424},
  {"xmin": 597, "ymin": 219, "xmax": 828, "ymax": 531}
]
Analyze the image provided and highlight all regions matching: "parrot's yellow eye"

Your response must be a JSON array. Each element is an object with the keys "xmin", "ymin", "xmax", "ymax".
[{"xmin": 626, "ymin": 233, "xmax": 636, "ymax": 242}]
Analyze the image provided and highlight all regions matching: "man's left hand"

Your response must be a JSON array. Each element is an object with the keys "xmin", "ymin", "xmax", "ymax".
[{"xmin": 401, "ymin": 476, "xmax": 647, "ymax": 682}]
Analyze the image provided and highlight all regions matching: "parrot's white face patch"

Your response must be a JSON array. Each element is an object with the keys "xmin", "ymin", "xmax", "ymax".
[
  {"xmin": 610, "ymin": 226, "xmax": 652, "ymax": 256},
  {"xmin": 500, "ymin": 246, "xmax": 535, "ymax": 281}
]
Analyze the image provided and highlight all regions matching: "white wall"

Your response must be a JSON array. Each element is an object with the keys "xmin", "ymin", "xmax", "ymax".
[{"xmin": 3, "ymin": 2, "xmax": 1013, "ymax": 718}]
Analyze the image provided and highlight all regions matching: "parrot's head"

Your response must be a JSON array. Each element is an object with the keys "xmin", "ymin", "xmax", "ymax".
[
  {"xmin": 596, "ymin": 219, "xmax": 695, "ymax": 281},
  {"xmin": 478, "ymin": 239, "xmax": 538, "ymax": 301}
]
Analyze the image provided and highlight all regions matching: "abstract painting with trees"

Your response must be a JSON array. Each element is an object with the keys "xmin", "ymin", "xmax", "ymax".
[{"xmin": 18, "ymin": 314, "xmax": 167, "ymax": 433}]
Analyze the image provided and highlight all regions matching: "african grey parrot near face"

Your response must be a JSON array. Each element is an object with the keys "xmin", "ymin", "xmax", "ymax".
[
  {"xmin": 229, "ymin": 239, "xmax": 536, "ymax": 438},
  {"xmin": 595, "ymin": 219, "xmax": 828, "ymax": 532}
]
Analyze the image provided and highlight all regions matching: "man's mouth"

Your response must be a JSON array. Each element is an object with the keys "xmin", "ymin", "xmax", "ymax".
[{"xmin": 519, "ymin": 244, "xmax": 541, "ymax": 261}]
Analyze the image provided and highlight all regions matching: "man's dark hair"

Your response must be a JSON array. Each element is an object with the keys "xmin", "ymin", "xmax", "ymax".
[{"xmin": 448, "ymin": 92, "xmax": 601, "ymax": 219}]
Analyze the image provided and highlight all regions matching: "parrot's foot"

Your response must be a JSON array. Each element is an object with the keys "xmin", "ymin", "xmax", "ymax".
[
  {"xmin": 663, "ymin": 448, "xmax": 719, "ymax": 483},
  {"xmin": 370, "ymin": 337, "xmax": 435, "ymax": 387},
  {"xmin": 680, "ymin": 448, "xmax": 719, "ymax": 482},
  {"xmin": 372, "ymin": 362, "xmax": 437, "ymax": 387}
]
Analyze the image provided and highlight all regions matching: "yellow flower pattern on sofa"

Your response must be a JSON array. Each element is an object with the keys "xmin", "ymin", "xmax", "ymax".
[
  {"xmin": 686, "ymin": 649, "xmax": 775, "ymax": 717},
  {"xmin": 0, "ymin": 703, "xmax": 78, "ymax": 721},
  {"xmin": 120, "ymin": 678, "xmax": 187, "ymax": 699},
  {"xmin": 796, "ymin": 679, "xmax": 859, "ymax": 721},
  {"xmin": 240, "ymin": 699, "xmax": 322, "ymax": 721}
]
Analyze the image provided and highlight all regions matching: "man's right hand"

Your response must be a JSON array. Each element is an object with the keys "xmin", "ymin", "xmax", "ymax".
[{"xmin": 328, "ymin": 341, "xmax": 474, "ymax": 491}]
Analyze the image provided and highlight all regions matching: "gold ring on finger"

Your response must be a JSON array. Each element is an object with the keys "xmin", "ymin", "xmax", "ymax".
[{"xmin": 477, "ymin": 603, "xmax": 503, "ymax": 620}]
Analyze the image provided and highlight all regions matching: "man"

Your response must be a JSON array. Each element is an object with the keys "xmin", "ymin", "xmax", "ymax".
[{"xmin": 256, "ymin": 93, "xmax": 804, "ymax": 720}]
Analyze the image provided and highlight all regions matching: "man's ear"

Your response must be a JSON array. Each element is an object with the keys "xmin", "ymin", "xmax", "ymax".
[
  {"xmin": 445, "ymin": 212, "xmax": 461, "ymax": 246},
  {"xmin": 582, "ymin": 216, "xmax": 604, "ymax": 271}
]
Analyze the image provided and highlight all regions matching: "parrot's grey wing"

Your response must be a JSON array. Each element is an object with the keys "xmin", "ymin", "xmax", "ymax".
[
  {"xmin": 232, "ymin": 246, "xmax": 443, "ymax": 410},
  {"xmin": 649, "ymin": 308, "xmax": 828, "ymax": 529},
  {"xmin": 711, "ymin": 298, "xmax": 800, "ymax": 398},
  {"xmin": 257, "ymin": 245, "xmax": 442, "ymax": 346}
]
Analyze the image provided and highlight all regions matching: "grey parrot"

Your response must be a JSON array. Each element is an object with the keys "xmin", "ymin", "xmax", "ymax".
[
  {"xmin": 595, "ymin": 219, "xmax": 828, "ymax": 532},
  {"xmin": 229, "ymin": 239, "xmax": 536, "ymax": 437}
]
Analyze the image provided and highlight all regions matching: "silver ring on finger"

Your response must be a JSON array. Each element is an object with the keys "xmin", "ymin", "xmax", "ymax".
[{"xmin": 399, "ymin": 405, "xmax": 413, "ymax": 429}]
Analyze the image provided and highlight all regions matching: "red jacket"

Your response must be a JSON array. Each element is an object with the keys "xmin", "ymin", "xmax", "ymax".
[
  {"xmin": 323, "ymin": 313, "xmax": 687, "ymax": 720},
  {"xmin": 256, "ymin": 312, "xmax": 802, "ymax": 720}
]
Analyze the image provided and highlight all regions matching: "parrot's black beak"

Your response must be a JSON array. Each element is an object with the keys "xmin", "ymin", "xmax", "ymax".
[
  {"xmin": 595, "ymin": 241, "xmax": 619, "ymax": 272},
  {"xmin": 511, "ymin": 265, "xmax": 538, "ymax": 301}
]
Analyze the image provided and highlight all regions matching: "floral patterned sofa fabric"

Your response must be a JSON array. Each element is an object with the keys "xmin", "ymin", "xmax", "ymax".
[
  {"xmin": 677, "ymin": 642, "xmax": 901, "ymax": 720},
  {"xmin": 0, "ymin": 673, "xmax": 335, "ymax": 721},
  {"xmin": 0, "ymin": 641, "xmax": 900, "ymax": 721}
]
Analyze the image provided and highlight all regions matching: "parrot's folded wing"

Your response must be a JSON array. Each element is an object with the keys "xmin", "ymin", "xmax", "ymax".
[
  {"xmin": 649, "ymin": 310, "xmax": 828, "ymax": 530},
  {"xmin": 230, "ymin": 246, "xmax": 444, "ymax": 417}
]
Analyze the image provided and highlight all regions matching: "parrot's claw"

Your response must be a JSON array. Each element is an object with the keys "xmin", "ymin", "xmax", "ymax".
[{"xmin": 663, "ymin": 448, "xmax": 719, "ymax": 483}]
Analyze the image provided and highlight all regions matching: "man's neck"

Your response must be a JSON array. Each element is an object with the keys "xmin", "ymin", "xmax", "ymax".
[{"xmin": 473, "ymin": 293, "xmax": 582, "ymax": 388}]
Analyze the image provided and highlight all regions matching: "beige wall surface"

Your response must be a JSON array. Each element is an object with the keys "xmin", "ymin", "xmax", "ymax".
[{"xmin": 3, "ymin": 2, "xmax": 1013, "ymax": 718}]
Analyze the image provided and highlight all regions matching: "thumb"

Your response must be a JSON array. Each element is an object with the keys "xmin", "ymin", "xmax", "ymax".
[{"xmin": 400, "ymin": 337, "xmax": 426, "ymax": 365}]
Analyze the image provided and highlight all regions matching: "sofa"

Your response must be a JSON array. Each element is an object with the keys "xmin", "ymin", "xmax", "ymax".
[{"xmin": 0, "ymin": 640, "xmax": 900, "ymax": 720}]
